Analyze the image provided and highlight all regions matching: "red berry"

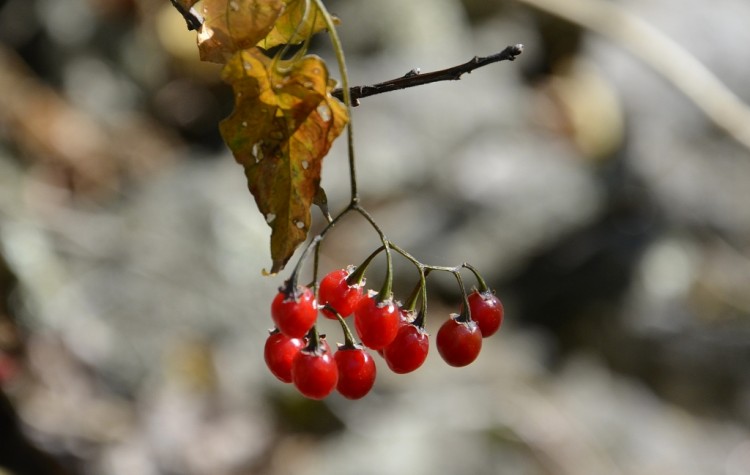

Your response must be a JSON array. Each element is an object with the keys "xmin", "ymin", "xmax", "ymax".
[
  {"xmin": 292, "ymin": 343, "xmax": 338, "ymax": 400},
  {"xmin": 383, "ymin": 324, "xmax": 429, "ymax": 374},
  {"xmin": 436, "ymin": 316, "xmax": 482, "ymax": 367},
  {"xmin": 334, "ymin": 346, "xmax": 376, "ymax": 399},
  {"xmin": 264, "ymin": 330, "xmax": 305, "ymax": 383},
  {"xmin": 467, "ymin": 290, "xmax": 504, "ymax": 337},
  {"xmin": 377, "ymin": 312, "xmax": 409, "ymax": 358},
  {"xmin": 271, "ymin": 286, "xmax": 317, "ymax": 338},
  {"xmin": 353, "ymin": 293, "xmax": 399, "ymax": 350},
  {"xmin": 318, "ymin": 268, "xmax": 364, "ymax": 319}
]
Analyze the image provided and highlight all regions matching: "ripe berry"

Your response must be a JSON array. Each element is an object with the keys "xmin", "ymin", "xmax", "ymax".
[
  {"xmin": 377, "ymin": 309, "xmax": 410, "ymax": 358},
  {"xmin": 292, "ymin": 342, "xmax": 338, "ymax": 400},
  {"xmin": 271, "ymin": 285, "xmax": 317, "ymax": 338},
  {"xmin": 383, "ymin": 323, "xmax": 429, "ymax": 374},
  {"xmin": 264, "ymin": 330, "xmax": 305, "ymax": 383},
  {"xmin": 354, "ymin": 293, "xmax": 399, "ymax": 350},
  {"xmin": 436, "ymin": 316, "xmax": 482, "ymax": 367},
  {"xmin": 334, "ymin": 346, "xmax": 376, "ymax": 399},
  {"xmin": 467, "ymin": 290, "xmax": 504, "ymax": 337},
  {"xmin": 318, "ymin": 268, "xmax": 364, "ymax": 319}
]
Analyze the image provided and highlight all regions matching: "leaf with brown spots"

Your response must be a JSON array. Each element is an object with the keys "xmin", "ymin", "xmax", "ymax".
[
  {"xmin": 197, "ymin": 0, "xmax": 284, "ymax": 63},
  {"xmin": 219, "ymin": 49, "xmax": 348, "ymax": 273}
]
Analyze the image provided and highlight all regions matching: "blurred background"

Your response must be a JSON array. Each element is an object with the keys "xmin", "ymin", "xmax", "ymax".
[{"xmin": 1, "ymin": 0, "xmax": 750, "ymax": 474}]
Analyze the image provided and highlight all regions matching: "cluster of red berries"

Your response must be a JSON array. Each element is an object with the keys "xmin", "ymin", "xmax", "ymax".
[{"xmin": 264, "ymin": 267, "xmax": 504, "ymax": 400}]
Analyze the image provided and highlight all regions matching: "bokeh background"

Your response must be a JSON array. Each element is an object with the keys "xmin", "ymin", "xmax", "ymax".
[{"xmin": 1, "ymin": 0, "xmax": 750, "ymax": 474}]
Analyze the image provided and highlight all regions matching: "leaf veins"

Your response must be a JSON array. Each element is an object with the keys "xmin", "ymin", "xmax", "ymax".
[{"xmin": 219, "ymin": 49, "xmax": 348, "ymax": 273}]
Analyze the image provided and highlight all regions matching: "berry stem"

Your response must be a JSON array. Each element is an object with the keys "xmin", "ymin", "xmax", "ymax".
[
  {"xmin": 305, "ymin": 324, "xmax": 323, "ymax": 352},
  {"xmin": 462, "ymin": 263, "xmax": 490, "ymax": 293},
  {"xmin": 348, "ymin": 244, "xmax": 385, "ymax": 286},
  {"xmin": 353, "ymin": 206, "xmax": 393, "ymax": 302},
  {"xmin": 327, "ymin": 305, "xmax": 358, "ymax": 349},
  {"xmin": 452, "ymin": 270, "xmax": 473, "ymax": 324}
]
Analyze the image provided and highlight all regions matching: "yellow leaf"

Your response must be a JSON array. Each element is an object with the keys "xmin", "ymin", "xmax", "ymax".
[
  {"xmin": 259, "ymin": 0, "xmax": 333, "ymax": 49},
  {"xmin": 220, "ymin": 50, "xmax": 348, "ymax": 273},
  {"xmin": 197, "ymin": 0, "xmax": 284, "ymax": 63}
]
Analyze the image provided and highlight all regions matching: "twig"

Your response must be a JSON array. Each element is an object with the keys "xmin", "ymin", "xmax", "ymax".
[
  {"xmin": 169, "ymin": 0, "xmax": 203, "ymax": 31},
  {"xmin": 331, "ymin": 44, "xmax": 524, "ymax": 106}
]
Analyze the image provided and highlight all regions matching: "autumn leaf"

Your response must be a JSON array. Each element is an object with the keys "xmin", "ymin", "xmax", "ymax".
[
  {"xmin": 219, "ymin": 49, "xmax": 348, "ymax": 273},
  {"xmin": 258, "ymin": 0, "xmax": 332, "ymax": 50},
  {"xmin": 197, "ymin": 0, "xmax": 284, "ymax": 63}
]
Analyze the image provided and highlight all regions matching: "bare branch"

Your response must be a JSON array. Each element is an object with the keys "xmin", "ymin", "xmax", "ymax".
[{"xmin": 331, "ymin": 44, "xmax": 524, "ymax": 106}]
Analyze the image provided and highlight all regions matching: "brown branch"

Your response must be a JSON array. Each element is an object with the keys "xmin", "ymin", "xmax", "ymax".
[{"xmin": 332, "ymin": 44, "xmax": 524, "ymax": 105}]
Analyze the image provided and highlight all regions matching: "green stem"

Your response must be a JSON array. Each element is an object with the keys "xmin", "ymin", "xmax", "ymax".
[
  {"xmin": 453, "ymin": 270, "xmax": 472, "ymax": 323},
  {"xmin": 313, "ymin": 0, "xmax": 358, "ymax": 204},
  {"xmin": 327, "ymin": 305, "xmax": 358, "ymax": 348},
  {"xmin": 347, "ymin": 244, "xmax": 385, "ymax": 286},
  {"xmin": 462, "ymin": 263, "xmax": 489, "ymax": 293},
  {"xmin": 353, "ymin": 206, "xmax": 392, "ymax": 301},
  {"xmin": 305, "ymin": 324, "xmax": 323, "ymax": 352}
]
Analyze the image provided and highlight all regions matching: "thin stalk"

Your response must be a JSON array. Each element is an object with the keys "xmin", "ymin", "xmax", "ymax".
[
  {"xmin": 452, "ymin": 270, "xmax": 472, "ymax": 323},
  {"xmin": 327, "ymin": 305, "xmax": 358, "ymax": 348},
  {"xmin": 313, "ymin": 0, "xmax": 359, "ymax": 203},
  {"xmin": 462, "ymin": 263, "xmax": 490, "ymax": 293},
  {"xmin": 353, "ymin": 206, "xmax": 392, "ymax": 301}
]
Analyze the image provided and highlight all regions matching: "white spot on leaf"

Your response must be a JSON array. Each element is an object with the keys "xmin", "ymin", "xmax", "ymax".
[
  {"xmin": 301, "ymin": 160, "xmax": 309, "ymax": 170},
  {"xmin": 316, "ymin": 103, "xmax": 331, "ymax": 122},
  {"xmin": 266, "ymin": 213, "xmax": 276, "ymax": 224},
  {"xmin": 295, "ymin": 221, "xmax": 305, "ymax": 229}
]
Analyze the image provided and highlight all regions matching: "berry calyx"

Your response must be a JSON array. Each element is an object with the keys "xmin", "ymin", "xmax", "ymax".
[
  {"xmin": 264, "ymin": 329, "xmax": 305, "ymax": 383},
  {"xmin": 383, "ymin": 323, "xmax": 429, "ymax": 374},
  {"xmin": 271, "ymin": 285, "xmax": 318, "ymax": 338},
  {"xmin": 353, "ymin": 293, "xmax": 399, "ymax": 350},
  {"xmin": 467, "ymin": 290, "xmax": 504, "ymax": 337},
  {"xmin": 318, "ymin": 268, "xmax": 364, "ymax": 319},
  {"xmin": 292, "ymin": 337, "xmax": 338, "ymax": 400},
  {"xmin": 334, "ymin": 345, "xmax": 376, "ymax": 399},
  {"xmin": 436, "ymin": 315, "xmax": 482, "ymax": 367}
]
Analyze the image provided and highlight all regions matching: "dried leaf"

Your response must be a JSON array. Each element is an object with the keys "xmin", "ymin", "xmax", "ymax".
[
  {"xmin": 197, "ymin": 0, "xmax": 284, "ymax": 63},
  {"xmin": 220, "ymin": 50, "xmax": 347, "ymax": 272},
  {"xmin": 258, "ymin": 0, "xmax": 332, "ymax": 49}
]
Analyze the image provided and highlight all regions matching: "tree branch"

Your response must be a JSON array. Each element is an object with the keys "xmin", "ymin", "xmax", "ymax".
[{"xmin": 331, "ymin": 44, "xmax": 524, "ymax": 106}]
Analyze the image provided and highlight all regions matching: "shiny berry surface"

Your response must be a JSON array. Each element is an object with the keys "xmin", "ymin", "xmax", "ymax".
[
  {"xmin": 271, "ymin": 286, "xmax": 317, "ymax": 338},
  {"xmin": 292, "ymin": 346, "xmax": 338, "ymax": 400},
  {"xmin": 383, "ymin": 324, "xmax": 429, "ymax": 374},
  {"xmin": 264, "ymin": 331, "xmax": 305, "ymax": 383},
  {"xmin": 354, "ymin": 294, "xmax": 399, "ymax": 350},
  {"xmin": 467, "ymin": 290, "xmax": 504, "ymax": 337},
  {"xmin": 436, "ymin": 316, "xmax": 482, "ymax": 367},
  {"xmin": 334, "ymin": 347, "xmax": 376, "ymax": 399},
  {"xmin": 318, "ymin": 268, "xmax": 364, "ymax": 319}
]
